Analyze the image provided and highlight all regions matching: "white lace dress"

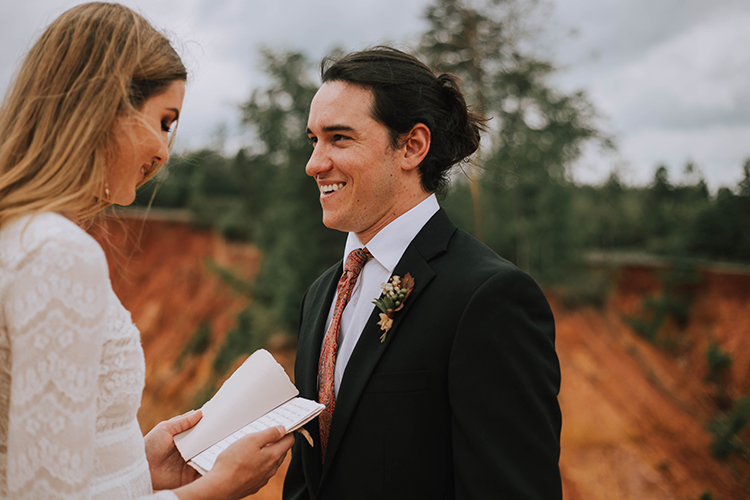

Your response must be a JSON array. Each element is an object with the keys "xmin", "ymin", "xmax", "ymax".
[{"xmin": 0, "ymin": 213, "xmax": 177, "ymax": 500}]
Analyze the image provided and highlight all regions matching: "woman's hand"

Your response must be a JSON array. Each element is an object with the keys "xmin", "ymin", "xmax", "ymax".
[
  {"xmin": 172, "ymin": 425, "xmax": 294, "ymax": 500},
  {"xmin": 144, "ymin": 410, "xmax": 203, "ymax": 490},
  {"xmin": 204, "ymin": 425, "xmax": 295, "ymax": 499}
]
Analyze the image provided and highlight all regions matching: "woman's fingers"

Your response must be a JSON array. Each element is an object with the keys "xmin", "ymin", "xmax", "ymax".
[
  {"xmin": 160, "ymin": 409, "xmax": 204, "ymax": 436},
  {"xmin": 253, "ymin": 427, "xmax": 294, "ymax": 462},
  {"xmin": 254, "ymin": 425, "xmax": 286, "ymax": 446}
]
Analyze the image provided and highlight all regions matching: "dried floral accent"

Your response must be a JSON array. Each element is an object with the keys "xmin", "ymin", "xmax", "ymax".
[{"xmin": 372, "ymin": 273, "xmax": 414, "ymax": 343}]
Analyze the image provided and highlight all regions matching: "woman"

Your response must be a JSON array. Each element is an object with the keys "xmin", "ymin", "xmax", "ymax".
[{"xmin": 0, "ymin": 3, "xmax": 293, "ymax": 499}]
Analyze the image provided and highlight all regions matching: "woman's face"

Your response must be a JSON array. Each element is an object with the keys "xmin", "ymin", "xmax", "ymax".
[{"xmin": 107, "ymin": 80, "xmax": 185, "ymax": 206}]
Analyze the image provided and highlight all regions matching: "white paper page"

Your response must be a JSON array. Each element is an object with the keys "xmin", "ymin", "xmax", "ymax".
[
  {"xmin": 174, "ymin": 349, "xmax": 299, "ymax": 460},
  {"xmin": 189, "ymin": 397, "xmax": 325, "ymax": 473}
]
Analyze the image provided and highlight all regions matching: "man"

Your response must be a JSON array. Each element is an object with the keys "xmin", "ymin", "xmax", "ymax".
[{"xmin": 283, "ymin": 46, "xmax": 561, "ymax": 500}]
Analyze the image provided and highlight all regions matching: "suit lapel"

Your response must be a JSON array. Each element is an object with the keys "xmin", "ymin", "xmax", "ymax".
[
  {"xmin": 296, "ymin": 262, "xmax": 342, "ymax": 496},
  {"xmin": 318, "ymin": 209, "xmax": 457, "ymax": 484},
  {"xmin": 297, "ymin": 263, "xmax": 342, "ymax": 399}
]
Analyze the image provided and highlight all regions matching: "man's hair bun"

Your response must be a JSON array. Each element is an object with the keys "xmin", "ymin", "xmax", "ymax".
[{"xmin": 322, "ymin": 47, "xmax": 487, "ymax": 194}]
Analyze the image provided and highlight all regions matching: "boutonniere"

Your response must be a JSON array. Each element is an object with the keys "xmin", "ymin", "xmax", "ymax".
[{"xmin": 372, "ymin": 273, "xmax": 415, "ymax": 343}]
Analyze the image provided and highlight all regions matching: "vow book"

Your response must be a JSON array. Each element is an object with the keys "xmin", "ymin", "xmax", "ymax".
[{"xmin": 173, "ymin": 349, "xmax": 324, "ymax": 475}]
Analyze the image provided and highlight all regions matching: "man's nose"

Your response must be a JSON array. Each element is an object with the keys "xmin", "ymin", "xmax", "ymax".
[{"xmin": 305, "ymin": 145, "xmax": 331, "ymax": 177}]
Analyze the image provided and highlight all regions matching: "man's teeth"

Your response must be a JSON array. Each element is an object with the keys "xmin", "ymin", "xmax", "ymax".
[{"xmin": 321, "ymin": 183, "xmax": 344, "ymax": 194}]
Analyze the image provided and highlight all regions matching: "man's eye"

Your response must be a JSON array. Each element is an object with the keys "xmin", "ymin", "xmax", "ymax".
[
  {"xmin": 308, "ymin": 136, "xmax": 317, "ymax": 146},
  {"xmin": 333, "ymin": 134, "xmax": 348, "ymax": 141}
]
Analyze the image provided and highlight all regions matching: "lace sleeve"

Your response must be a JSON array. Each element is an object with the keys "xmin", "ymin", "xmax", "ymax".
[{"xmin": 5, "ymin": 232, "xmax": 109, "ymax": 499}]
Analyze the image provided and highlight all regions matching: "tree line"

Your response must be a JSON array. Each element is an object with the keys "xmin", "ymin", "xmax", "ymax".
[{"xmin": 132, "ymin": 0, "xmax": 750, "ymax": 354}]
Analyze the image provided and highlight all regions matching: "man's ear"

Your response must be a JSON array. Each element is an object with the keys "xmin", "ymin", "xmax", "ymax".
[{"xmin": 400, "ymin": 123, "xmax": 431, "ymax": 171}]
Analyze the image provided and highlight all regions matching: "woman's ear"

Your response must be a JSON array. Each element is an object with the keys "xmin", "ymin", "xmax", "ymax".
[{"xmin": 400, "ymin": 123, "xmax": 431, "ymax": 171}]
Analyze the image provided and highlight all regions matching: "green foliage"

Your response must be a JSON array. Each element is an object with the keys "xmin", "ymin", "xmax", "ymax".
[
  {"xmin": 625, "ymin": 260, "xmax": 699, "ymax": 349},
  {"xmin": 705, "ymin": 341, "xmax": 733, "ymax": 410},
  {"xmin": 421, "ymin": 0, "xmax": 606, "ymax": 282},
  {"xmin": 706, "ymin": 342, "xmax": 733, "ymax": 382},
  {"xmin": 238, "ymin": 48, "xmax": 345, "ymax": 338},
  {"xmin": 708, "ymin": 394, "xmax": 750, "ymax": 459},
  {"xmin": 688, "ymin": 162, "xmax": 750, "ymax": 261},
  {"xmin": 547, "ymin": 268, "xmax": 612, "ymax": 310},
  {"xmin": 134, "ymin": 152, "xmax": 201, "ymax": 209},
  {"xmin": 645, "ymin": 165, "xmax": 713, "ymax": 254},
  {"xmin": 699, "ymin": 491, "xmax": 719, "ymax": 500},
  {"xmin": 199, "ymin": 49, "xmax": 345, "ymax": 372},
  {"xmin": 213, "ymin": 306, "xmax": 274, "ymax": 374},
  {"xmin": 134, "ymin": 149, "xmax": 268, "ymax": 241},
  {"xmin": 184, "ymin": 322, "xmax": 211, "ymax": 356},
  {"xmin": 421, "ymin": 0, "xmax": 521, "ymax": 110},
  {"xmin": 580, "ymin": 173, "xmax": 644, "ymax": 249},
  {"xmin": 198, "ymin": 260, "xmax": 274, "ymax": 374},
  {"xmin": 176, "ymin": 321, "xmax": 212, "ymax": 368},
  {"xmin": 204, "ymin": 259, "xmax": 254, "ymax": 296},
  {"xmin": 136, "ymin": 49, "xmax": 346, "ymax": 375},
  {"xmin": 127, "ymin": 0, "xmax": 750, "ymax": 380},
  {"xmin": 570, "ymin": 164, "xmax": 714, "ymax": 258}
]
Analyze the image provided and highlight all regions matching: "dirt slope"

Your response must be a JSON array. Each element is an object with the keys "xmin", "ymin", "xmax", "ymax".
[
  {"xmin": 557, "ymin": 266, "xmax": 750, "ymax": 499},
  {"xmin": 92, "ymin": 216, "xmax": 750, "ymax": 500}
]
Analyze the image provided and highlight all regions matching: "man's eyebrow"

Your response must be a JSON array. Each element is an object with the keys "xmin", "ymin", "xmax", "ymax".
[
  {"xmin": 323, "ymin": 125, "xmax": 353, "ymax": 132},
  {"xmin": 307, "ymin": 125, "xmax": 355, "ymax": 135}
]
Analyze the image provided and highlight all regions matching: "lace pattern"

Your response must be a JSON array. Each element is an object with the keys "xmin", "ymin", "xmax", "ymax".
[{"xmin": 0, "ymin": 213, "xmax": 177, "ymax": 500}]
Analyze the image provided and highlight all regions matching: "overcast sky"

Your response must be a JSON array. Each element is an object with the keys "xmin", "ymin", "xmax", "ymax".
[{"xmin": 2, "ymin": 0, "xmax": 749, "ymax": 191}]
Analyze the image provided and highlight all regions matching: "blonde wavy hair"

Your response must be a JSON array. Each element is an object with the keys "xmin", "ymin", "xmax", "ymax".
[{"xmin": 0, "ymin": 2, "xmax": 186, "ymax": 228}]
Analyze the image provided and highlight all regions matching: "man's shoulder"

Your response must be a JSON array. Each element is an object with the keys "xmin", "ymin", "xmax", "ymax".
[
  {"xmin": 305, "ymin": 260, "xmax": 342, "ymax": 294},
  {"xmin": 316, "ymin": 259, "xmax": 342, "ymax": 280},
  {"xmin": 435, "ymin": 224, "xmax": 551, "ymax": 302},
  {"xmin": 445, "ymin": 226, "xmax": 518, "ymax": 274}
]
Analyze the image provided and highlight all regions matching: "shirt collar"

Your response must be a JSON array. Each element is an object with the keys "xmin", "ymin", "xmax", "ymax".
[{"xmin": 343, "ymin": 194, "xmax": 440, "ymax": 274}]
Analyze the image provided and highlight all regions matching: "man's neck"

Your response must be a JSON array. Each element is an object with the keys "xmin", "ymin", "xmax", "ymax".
[
  {"xmin": 354, "ymin": 192, "xmax": 430, "ymax": 245},
  {"xmin": 344, "ymin": 194, "xmax": 440, "ymax": 274}
]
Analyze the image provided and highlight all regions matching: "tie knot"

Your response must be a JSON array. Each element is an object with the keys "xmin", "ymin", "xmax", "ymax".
[{"xmin": 344, "ymin": 247, "xmax": 371, "ymax": 274}]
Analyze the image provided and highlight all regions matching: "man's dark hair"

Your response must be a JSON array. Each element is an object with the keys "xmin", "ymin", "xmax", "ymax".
[{"xmin": 321, "ymin": 46, "xmax": 487, "ymax": 194}]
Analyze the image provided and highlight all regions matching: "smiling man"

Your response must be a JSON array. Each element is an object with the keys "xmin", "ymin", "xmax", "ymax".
[{"xmin": 283, "ymin": 46, "xmax": 562, "ymax": 500}]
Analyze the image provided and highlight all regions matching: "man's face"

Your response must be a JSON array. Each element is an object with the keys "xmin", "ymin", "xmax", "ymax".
[{"xmin": 306, "ymin": 81, "xmax": 408, "ymax": 242}]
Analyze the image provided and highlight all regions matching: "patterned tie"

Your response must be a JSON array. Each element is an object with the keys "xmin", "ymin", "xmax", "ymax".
[{"xmin": 318, "ymin": 247, "xmax": 371, "ymax": 461}]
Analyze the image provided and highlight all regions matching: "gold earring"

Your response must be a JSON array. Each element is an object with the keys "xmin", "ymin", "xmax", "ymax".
[{"xmin": 104, "ymin": 182, "xmax": 111, "ymax": 201}]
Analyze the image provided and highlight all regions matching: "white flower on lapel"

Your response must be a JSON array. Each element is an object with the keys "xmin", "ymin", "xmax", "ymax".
[{"xmin": 372, "ymin": 273, "xmax": 414, "ymax": 343}]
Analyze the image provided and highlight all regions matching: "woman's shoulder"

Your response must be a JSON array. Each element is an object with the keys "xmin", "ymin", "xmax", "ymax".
[{"xmin": 0, "ymin": 212, "xmax": 107, "ymax": 271}]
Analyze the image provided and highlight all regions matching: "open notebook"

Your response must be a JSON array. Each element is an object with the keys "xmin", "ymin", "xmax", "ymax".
[{"xmin": 173, "ymin": 349, "xmax": 324, "ymax": 475}]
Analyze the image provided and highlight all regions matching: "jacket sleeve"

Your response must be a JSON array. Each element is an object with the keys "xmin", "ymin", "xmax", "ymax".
[
  {"xmin": 282, "ymin": 442, "xmax": 312, "ymax": 500},
  {"xmin": 448, "ymin": 267, "xmax": 562, "ymax": 500},
  {"xmin": 282, "ymin": 288, "xmax": 313, "ymax": 500}
]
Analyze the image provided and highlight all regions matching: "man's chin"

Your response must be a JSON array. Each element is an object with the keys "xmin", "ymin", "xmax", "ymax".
[
  {"xmin": 321, "ymin": 213, "xmax": 353, "ymax": 234},
  {"xmin": 322, "ymin": 220, "xmax": 347, "ymax": 233}
]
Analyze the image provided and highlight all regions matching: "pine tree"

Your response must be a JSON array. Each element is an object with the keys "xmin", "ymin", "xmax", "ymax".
[{"xmin": 420, "ymin": 0, "xmax": 603, "ymax": 279}]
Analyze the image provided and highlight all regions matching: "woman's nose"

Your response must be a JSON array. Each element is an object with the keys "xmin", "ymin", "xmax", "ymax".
[{"xmin": 154, "ymin": 130, "xmax": 169, "ymax": 164}]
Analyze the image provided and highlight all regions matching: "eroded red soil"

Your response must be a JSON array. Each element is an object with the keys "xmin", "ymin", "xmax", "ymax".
[{"xmin": 92, "ymin": 217, "xmax": 750, "ymax": 500}]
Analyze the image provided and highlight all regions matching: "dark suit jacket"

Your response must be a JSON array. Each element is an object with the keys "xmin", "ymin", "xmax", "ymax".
[{"xmin": 283, "ymin": 209, "xmax": 562, "ymax": 500}]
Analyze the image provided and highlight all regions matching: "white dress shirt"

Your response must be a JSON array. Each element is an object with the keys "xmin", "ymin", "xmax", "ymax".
[{"xmin": 321, "ymin": 194, "xmax": 440, "ymax": 397}]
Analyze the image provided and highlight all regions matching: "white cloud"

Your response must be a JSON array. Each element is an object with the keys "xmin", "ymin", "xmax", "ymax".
[
  {"xmin": 622, "ymin": 125, "xmax": 750, "ymax": 188},
  {"xmin": 573, "ymin": 124, "xmax": 750, "ymax": 191},
  {"xmin": 593, "ymin": 11, "xmax": 750, "ymax": 129},
  {"xmin": 549, "ymin": 0, "xmax": 750, "ymax": 190}
]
